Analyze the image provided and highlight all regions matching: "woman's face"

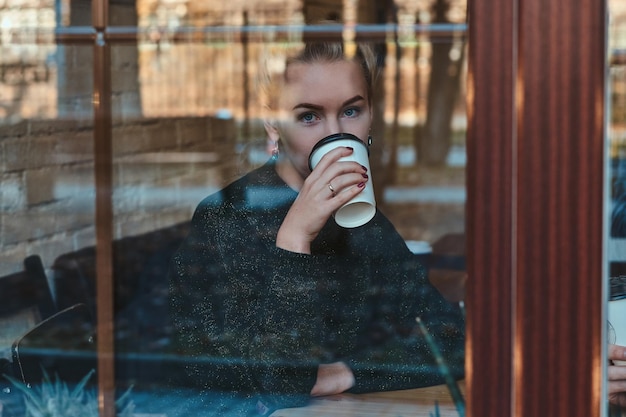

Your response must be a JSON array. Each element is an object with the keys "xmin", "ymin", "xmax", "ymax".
[{"xmin": 266, "ymin": 59, "xmax": 373, "ymax": 180}]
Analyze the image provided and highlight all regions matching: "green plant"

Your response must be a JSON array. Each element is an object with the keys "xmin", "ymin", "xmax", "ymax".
[
  {"xmin": 429, "ymin": 400, "xmax": 441, "ymax": 417},
  {"xmin": 4, "ymin": 370, "xmax": 134, "ymax": 417},
  {"xmin": 416, "ymin": 316, "xmax": 465, "ymax": 417}
]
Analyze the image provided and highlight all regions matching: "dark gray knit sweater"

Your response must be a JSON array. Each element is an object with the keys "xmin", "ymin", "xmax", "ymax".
[{"xmin": 168, "ymin": 160, "xmax": 465, "ymax": 415}]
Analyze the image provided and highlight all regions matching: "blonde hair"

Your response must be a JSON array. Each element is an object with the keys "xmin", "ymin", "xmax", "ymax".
[{"xmin": 257, "ymin": 41, "xmax": 379, "ymax": 112}]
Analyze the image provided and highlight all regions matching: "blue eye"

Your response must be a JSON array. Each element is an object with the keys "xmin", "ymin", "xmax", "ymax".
[
  {"xmin": 299, "ymin": 112, "xmax": 318, "ymax": 124},
  {"xmin": 343, "ymin": 107, "xmax": 360, "ymax": 118}
]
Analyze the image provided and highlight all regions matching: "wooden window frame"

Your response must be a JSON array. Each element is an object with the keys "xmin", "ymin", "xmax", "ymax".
[
  {"xmin": 82, "ymin": 0, "xmax": 610, "ymax": 415},
  {"xmin": 466, "ymin": 1, "xmax": 607, "ymax": 416}
]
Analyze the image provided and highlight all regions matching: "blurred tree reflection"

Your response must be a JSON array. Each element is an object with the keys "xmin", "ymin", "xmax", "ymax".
[{"xmin": 416, "ymin": 0, "xmax": 465, "ymax": 166}]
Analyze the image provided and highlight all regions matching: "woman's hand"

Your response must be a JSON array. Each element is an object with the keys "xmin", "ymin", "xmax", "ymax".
[
  {"xmin": 276, "ymin": 146, "xmax": 368, "ymax": 254},
  {"xmin": 310, "ymin": 361, "xmax": 355, "ymax": 397},
  {"xmin": 609, "ymin": 344, "xmax": 626, "ymax": 407}
]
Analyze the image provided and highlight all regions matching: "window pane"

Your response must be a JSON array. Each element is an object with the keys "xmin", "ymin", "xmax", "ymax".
[
  {"xmin": 0, "ymin": 35, "xmax": 98, "ymax": 415},
  {"xmin": 1, "ymin": 1, "xmax": 469, "ymax": 416},
  {"xmin": 608, "ymin": 0, "xmax": 626, "ymax": 414},
  {"xmin": 107, "ymin": 9, "xmax": 467, "ymax": 417}
]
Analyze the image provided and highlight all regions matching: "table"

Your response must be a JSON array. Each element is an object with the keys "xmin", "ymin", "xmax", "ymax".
[{"xmin": 271, "ymin": 381, "xmax": 466, "ymax": 417}]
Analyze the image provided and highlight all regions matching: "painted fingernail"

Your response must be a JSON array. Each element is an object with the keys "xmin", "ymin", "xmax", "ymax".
[
  {"xmin": 362, "ymin": 173, "xmax": 368, "ymax": 179},
  {"xmin": 358, "ymin": 182, "xmax": 365, "ymax": 188},
  {"xmin": 361, "ymin": 165, "xmax": 367, "ymax": 171},
  {"xmin": 346, "ymin": 146, "xmax": 354, "ymax": 151}
]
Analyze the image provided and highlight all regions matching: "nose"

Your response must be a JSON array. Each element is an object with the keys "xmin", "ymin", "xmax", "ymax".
[{"xmin": 324, "ymin": 118, "xmax": 343, "ymax": 136}]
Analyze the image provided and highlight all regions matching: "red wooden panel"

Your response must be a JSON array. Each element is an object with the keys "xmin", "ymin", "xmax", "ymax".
[
  {"xmin": 514, "ymin": 0, "xmax": 605, "ymax": 416},
  {"xmin": 465, "ymin": 0, "xmax": 515, "ymax": 416},
  {"xmin": 468, "ymin": 1, "xmax": 606, "ymax": 416}
]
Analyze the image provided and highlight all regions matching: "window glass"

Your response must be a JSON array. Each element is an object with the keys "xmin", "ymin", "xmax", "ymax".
[
  {"xmin": 0, "ymin": 30, "xmax": 98, "ymax": 417},
  {"xmin": 610, "ymin": 3, "xmax": 626, "ymax": 247},
  {"xmin": 1, "ymin": 0, "xmax": 469, "ymax": 416},
  {"xmin": 608, "ymin": 0, "xmax": 626, "ymax": 414},
  {"xmin": 107, "ymin": 3, "xmax": 468, "ymax": 415}
]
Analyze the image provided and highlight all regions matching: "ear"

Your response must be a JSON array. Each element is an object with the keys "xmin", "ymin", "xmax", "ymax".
[{"xmin": 264, "ymin": 120, "xmax": 280, "ymax": 142}]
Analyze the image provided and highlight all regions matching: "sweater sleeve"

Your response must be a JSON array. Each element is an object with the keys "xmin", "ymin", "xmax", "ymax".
[
  {"xmin": 169, "ymin": 191, "xmax": 465, "ymax": 409},
  {"xmin": 168, "ymin": 201, "xmax": 323, "ymax": 412},
  {"xmin": 344, "ymin": 253, "xmax": 465, "ymax": 393},
  {"xmin": 168, "ymin": 203, "xmax": 264, "ymax": 392}
]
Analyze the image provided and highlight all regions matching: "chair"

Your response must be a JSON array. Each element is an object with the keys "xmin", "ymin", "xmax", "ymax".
[
  {"xmin": 0, "ymin": 255, "xmax": 56, "ymax": 359},
  {"xmin": 429, "ymin": 234, "xmax": 466, "ymax": 303},
  {"xmin": 11, "ymin": 303, "xmax": 96, "ymax": 386},
  {"xmin": 0, "ymin": 255, "xmax": 56, "ymax": 414}
]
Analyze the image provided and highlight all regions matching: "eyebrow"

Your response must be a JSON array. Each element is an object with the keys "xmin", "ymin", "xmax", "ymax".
[{"xmin": 292, "ymin": 95, "xmax": 366, "ymax": 111}]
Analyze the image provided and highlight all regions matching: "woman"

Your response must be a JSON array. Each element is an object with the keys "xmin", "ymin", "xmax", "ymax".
[{"xmin": 168, "ymin": 40, "xmax": 465, "ymax": 415}]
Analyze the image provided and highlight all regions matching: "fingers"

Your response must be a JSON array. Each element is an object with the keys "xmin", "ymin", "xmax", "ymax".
[
  {"xmin": 277, "ymin": 146, "xmax": 369, "ymax": 253},
  {"xmin": 310, "ymin": 362, "xmax": 355, "ymax": 397},
  {"xmin": 326, "ymin": 171, "xmax": 368, "ymax": 199},
  {"xmin": 609, "ymin": 344, "xmax": 626, "ymax": 362},
  {"xmin": 609, "ymin": 362, "xmax": 626, "ymax": 381},
  {"xmin": 609, "ymin": 392, "xmax": 626, "ymax": 408},
  {"xmin": 309, "ymin": 146, "xmax": 368, "ymax": 198},
  {"xmin": 608, "ymin": 345, "xmax": 626, "ymax": 406}
]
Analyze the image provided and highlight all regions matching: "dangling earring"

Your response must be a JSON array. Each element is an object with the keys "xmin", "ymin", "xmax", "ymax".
[
  {"xmin": 367, "ymin": 132, "xmax": 373, "ymax": 147},
  {"xmin": 271, "ymin": 139, "xmax": 279, "ymax": 159}
]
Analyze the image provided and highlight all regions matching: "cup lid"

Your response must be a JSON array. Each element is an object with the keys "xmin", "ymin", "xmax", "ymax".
[{"xmin": 308, "ymin": 132, "xmax": 368, "ymax": 171}]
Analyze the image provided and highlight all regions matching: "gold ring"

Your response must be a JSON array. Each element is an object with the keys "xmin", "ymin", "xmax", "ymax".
[{"xmin": 328, "ymin": 183, "xmax": 336, "ymax": 195}]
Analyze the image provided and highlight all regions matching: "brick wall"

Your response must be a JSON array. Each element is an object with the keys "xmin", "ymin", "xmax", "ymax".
[{"xmin": 0, "ymin": 115, "xmax": 238, "ymax": 276}]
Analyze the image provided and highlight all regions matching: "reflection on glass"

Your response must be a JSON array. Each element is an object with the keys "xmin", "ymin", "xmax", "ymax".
[
  {"xmin": 0, "ymin": 37, "xmax": 98, "ymax": 417},
  {"xmin": 1, "ymin": 0, "xmax": 469, "ymax": 415},
  {"xmin": 608, "ymin": 1, "xmax": 626, "ymax": 414},
  {"xmin": 162, "ymin": 38, "xmax": 466, "ymax": 414}
]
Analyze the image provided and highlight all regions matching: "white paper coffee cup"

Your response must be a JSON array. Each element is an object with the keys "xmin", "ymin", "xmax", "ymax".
[{"xmin": 308, "ymin": 133, "xmax": 375, "ymax": 228}]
